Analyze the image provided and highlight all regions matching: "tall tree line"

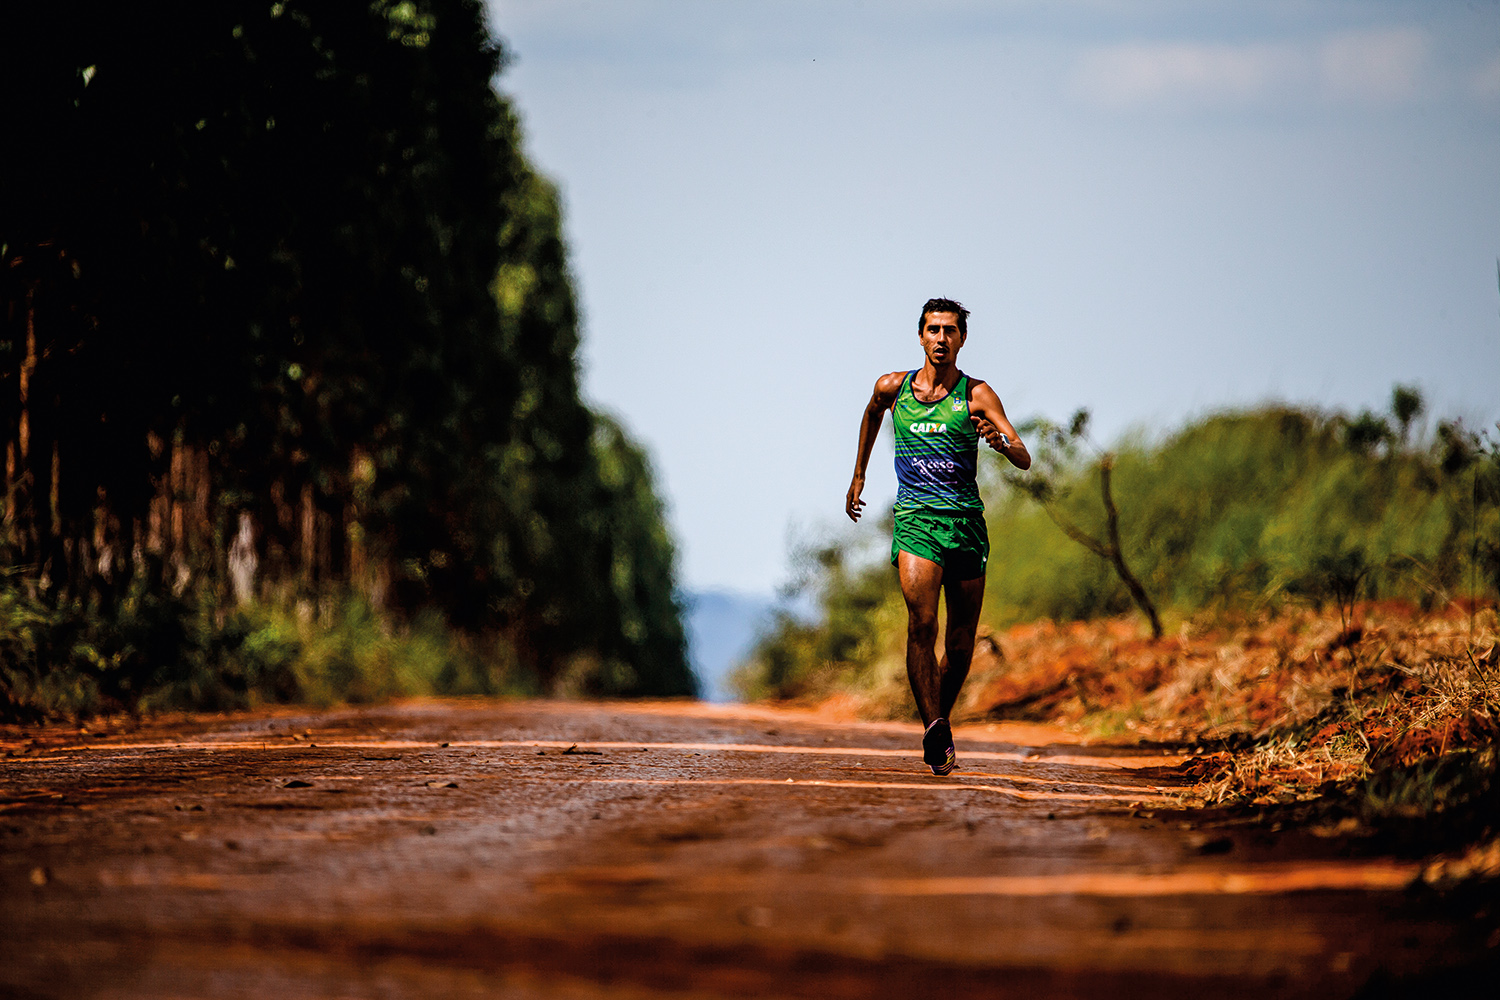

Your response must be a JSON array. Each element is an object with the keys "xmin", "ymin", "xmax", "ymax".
[{"xmin": 0, "ymin": 0, "xmax": 693, "ymax": 696}]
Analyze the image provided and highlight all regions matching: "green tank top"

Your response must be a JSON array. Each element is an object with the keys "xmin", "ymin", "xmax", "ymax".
[{"xmin": 891, "ymin": 371, "xmax": 983, "ymax": 512}]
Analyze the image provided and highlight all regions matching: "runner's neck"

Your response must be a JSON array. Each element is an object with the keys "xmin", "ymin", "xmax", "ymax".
[{"xmin": 913, "ymin": 363, "xmax": 962, "ymax": 403}]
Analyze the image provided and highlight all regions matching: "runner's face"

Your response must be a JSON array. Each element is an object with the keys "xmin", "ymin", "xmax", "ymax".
[{"xmin": 919, "ymin": 311, "xmax": 965, "ymax": 366}]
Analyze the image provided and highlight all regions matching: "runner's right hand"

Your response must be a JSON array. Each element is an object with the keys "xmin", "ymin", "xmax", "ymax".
[{"xmin": 846, "ymin": 478, "xmax": 866, "ymax": 522}]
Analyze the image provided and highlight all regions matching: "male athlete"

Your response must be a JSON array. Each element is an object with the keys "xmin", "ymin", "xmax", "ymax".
[{"xmin": 845, "ymin": 298, "xmax": 1030, "ymax": 775}]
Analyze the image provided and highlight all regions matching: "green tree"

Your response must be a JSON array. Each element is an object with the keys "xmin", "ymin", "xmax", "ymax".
[
  {"xmin": 1005, "ymin": 409, "xmax": 1164, "ymax": 639},
  {"xmin": 0, "ymin": 0, "xmax": 694, "ymax": 714}
]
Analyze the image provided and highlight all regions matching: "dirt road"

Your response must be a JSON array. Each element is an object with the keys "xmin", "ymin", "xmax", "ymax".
[{"xmin": 1, "ymin": 699, "xmax": 1493, "ymax": 998}]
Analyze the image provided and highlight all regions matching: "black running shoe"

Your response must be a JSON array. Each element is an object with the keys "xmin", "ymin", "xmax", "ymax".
[{"xmin": 922, "ymin": 718, "xmax": 956, "ymax": 776}]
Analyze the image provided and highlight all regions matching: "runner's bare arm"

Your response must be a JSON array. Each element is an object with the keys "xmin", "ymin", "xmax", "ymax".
[
  {"xmin": 847, "ymin": 372, "xmax": 906, "ymax": 521},
  {"xmin": 967, "ymin": 380, "xmax": 1031, "ymax": 470}
]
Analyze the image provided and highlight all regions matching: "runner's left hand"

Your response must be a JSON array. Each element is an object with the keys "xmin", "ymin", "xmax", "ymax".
[{"xmin": 972, "ymin": 415, "xmax": 1007, "ymax": 452}]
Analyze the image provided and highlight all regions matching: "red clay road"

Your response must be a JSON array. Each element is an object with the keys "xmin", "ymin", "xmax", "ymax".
[{"xmin": 1, "ymin": 699, "xmax": 1494, "ymax": 998}]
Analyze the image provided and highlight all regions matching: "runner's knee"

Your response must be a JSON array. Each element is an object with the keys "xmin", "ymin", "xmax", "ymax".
[
  {"xmin": 944, "ymin": 627, "xmax": 976, "ymax": 654},
  {"xmin": 907, "ymin": 613, "xmax": 938, "ymax": 645}
]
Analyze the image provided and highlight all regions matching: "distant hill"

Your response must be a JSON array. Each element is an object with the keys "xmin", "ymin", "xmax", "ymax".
[{"xmin": 683, "ymin": 590, "xmax": 775, "ymax": 701}]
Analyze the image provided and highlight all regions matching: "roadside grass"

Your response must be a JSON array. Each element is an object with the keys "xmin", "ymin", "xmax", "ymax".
[
  {"xmin": 0, "ymin": 589, "xmax": 534, "ymax": 722},
  {"xmin": 969, "ymin": 603, "xmax": 1497, "ymax": 814}
]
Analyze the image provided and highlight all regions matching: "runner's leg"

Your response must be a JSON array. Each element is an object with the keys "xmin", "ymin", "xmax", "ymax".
[
  {"xmin": 938, "ymin": 574, "xmax": 985, "ymax": 720},
  {"xmin": 897, "ymin": 549, "xmax": 945, "ymax": 727}
]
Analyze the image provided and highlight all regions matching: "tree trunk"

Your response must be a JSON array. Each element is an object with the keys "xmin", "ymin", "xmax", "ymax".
[
  {"xmin": 14, "ymin": 284, "xmax": 38, "ymax": 574},
  {"xmin": 300, "ymin": 482, "xmax": 316, "ymax": 597},
  {"xmin": 227, "ymin": 511, "xmax": 257, "ymax": 606}
]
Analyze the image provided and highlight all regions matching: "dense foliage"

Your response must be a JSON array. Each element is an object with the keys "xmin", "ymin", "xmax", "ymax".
[
  {"xmin": 0, "ymin": 0, "xmax": 693, "ymax": 718},
  {"xmin": 736, "ymin": 393, "xmax": 1499, "ymax": 700}
]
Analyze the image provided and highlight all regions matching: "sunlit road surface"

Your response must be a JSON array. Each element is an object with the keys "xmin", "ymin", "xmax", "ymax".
[{"xmin": 1, "ymin": 700, "xmax": 1493, "ymax": 998}]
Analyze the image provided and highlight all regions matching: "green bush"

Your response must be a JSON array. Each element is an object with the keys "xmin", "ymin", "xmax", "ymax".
[
  {"xmin": 0, "ymin": 588, "xmax": 531, "ymax": 721},
  {"xmin": 986, "ymin": 406, "xmax": 1473, "ymax": 622},
  {"xmin": 738, "ymin": 397, "xmax": 1500, "ymax": 700}
]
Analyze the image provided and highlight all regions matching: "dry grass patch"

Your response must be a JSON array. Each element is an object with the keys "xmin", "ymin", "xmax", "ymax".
[
  {"xmin": 798, "ymin": 602, "xmax": 1498, "ymax": 846},
  {"xmin": 953, "ymin": 604, "xmax": 1500, "ymax": 843}
]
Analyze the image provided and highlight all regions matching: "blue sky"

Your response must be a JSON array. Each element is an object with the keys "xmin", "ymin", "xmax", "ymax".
[{"xmin": 484, "ymin": 0, "xmax": 1500, "ymax": 595}]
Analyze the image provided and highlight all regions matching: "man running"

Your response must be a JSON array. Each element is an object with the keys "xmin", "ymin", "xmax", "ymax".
[{"xmin": 845, "ymin": 298, "xmax": 1030, "ymax": 775}]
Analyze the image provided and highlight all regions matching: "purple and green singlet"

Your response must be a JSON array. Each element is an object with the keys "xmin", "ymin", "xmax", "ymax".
[{"xmin": 891, "ymin": 371, "xmax": 984, "ymax": 513}]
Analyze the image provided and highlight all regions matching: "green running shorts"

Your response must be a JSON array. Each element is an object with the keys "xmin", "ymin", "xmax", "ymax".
[{"xmin": 890, "ymin": 508, "xmax": 989, "ymax": 580}]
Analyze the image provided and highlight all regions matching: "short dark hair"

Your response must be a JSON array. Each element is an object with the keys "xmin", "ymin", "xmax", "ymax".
[{"xmin": 919, "ymin": 297, "xmax": 969, "ymax": 336}]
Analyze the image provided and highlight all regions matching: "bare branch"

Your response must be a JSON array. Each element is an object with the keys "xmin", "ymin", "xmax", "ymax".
[
  {"xmin": 1100, "ymin": 455, "xmax": 1163, "ymax": 639},
  {"xmin": 1040, "ymin": 505, "xmax": 1111, "ymax": 560}
]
